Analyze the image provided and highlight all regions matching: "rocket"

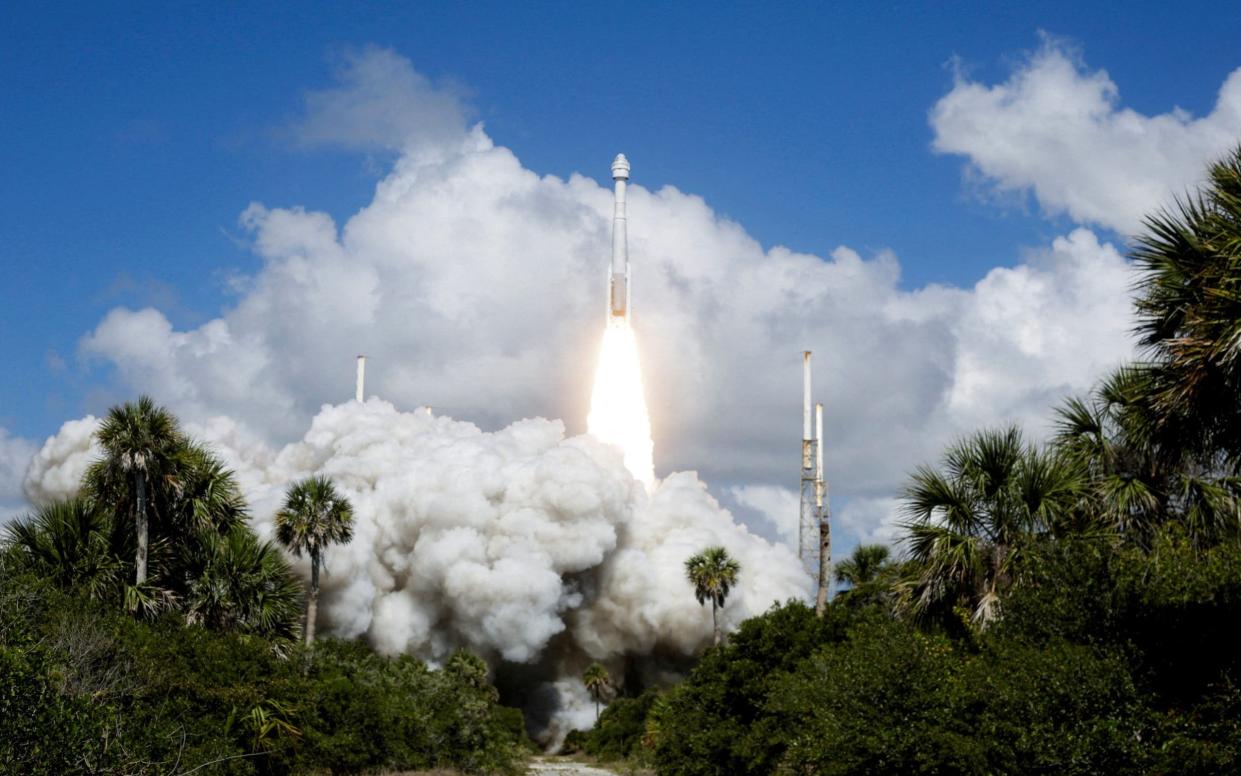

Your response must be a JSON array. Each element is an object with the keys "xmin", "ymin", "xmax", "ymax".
[{"xmin": 609, "ymin": 153, "xmax": 631, "ymax": 320}]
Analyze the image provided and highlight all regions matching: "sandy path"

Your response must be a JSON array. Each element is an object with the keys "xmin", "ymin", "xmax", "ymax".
[{"xmin": 526, "ymin": 756, "xmax": 622, "ymax": 775}]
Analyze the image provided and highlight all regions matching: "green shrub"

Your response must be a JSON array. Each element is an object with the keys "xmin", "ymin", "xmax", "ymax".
[
  {"xmin": 772, "ymin": 619, "xmax": 984, "ymax": 776},
  {"xmin": 651, "ymin": 600, "xmax": 851, "ymax": 776},
  {"xmin": 0, "ymin": 570, "xmax": 525, "ymax": 775},
  {"xmin": 583, "ymin": 687, "xmax": 660, "ymax": 762}
]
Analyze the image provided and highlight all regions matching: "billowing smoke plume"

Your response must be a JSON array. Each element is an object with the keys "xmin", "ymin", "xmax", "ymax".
[{"xmin": 25, "ymin": 400, "xmax": 808, "ymax": 739}]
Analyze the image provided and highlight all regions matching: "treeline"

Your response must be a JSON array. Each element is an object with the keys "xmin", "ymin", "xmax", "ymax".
[
  {"xmin": 0, "ymin": 401, "xmax": 526, "ymax": 774},
  {"xmin": 570, "ymin": 146, "xmax": 1241, "ymax": 773}
]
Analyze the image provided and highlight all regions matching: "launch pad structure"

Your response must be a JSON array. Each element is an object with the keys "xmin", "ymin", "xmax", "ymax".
[{"xmin": 799, "ymin": 351, "xmax": 831, "ymax": 611}]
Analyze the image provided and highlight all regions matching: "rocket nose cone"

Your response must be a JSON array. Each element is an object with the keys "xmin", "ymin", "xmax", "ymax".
[{"xmin": 611, "ymin": 154, "xmax": 630, "ymax": 180}]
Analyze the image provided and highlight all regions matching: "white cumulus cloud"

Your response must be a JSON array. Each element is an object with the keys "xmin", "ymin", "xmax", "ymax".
[
  {"xmin": 931, "ymin": 36, "xmax": 1241, "ymax": 236},
  {"xmin": 293, "ymin": 44, "xmax": 473, "ymax": 154}
]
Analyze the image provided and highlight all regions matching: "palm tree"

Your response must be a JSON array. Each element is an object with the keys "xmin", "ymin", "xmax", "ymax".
[
  {"xmin": 901, "ymin": 426, "xmax": 1082, "ymax": 627},
  {"xmin": 684, "ymin": 546, "xmax": 740, "ymax": 646},
  {"xmin": 170, "ymin": 444, "xmax": 249, "ymax": 537},
  {"xmin": 274, "ymin": 476, "xmax": 355, "ymax": 647},
  {"xmin": 91, "ymin": 396, "xmax": 184, "ymax": 585},
  {"xmin": 183, "ymin": 526, "xmax": 304, "ymax": 653},
  {"xmin": 834, "ymin": 544, "xmax": 890, "ymax": 587},
  {"xmin": 583, "ymin": 662, "xmax": 611, "ymax": 722},
  {"xmin": 3, "ymin": 498, "xmax": 125, "ymax": 600},
  {"xmin": 1054, "ymin": 367, "xmax": 1241, "ymax": 548},
  {"xmin": 446, "ymin": 650, "xmax": 492, "ymax": 693},
  {"xmin": 1131, "ymin": 144, "xmax": 1241, "ymax": 463},
  {"xmin": 833, "ymin": 544, "xmax": 894, "ymax": 607}
]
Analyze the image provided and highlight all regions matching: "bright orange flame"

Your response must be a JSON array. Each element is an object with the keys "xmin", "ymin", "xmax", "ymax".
[{"xmin": 588, "ymin": 318, "xmax": 655, "ymax": 487}]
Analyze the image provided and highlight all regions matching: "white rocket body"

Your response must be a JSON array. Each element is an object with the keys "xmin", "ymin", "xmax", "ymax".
[{"xmin": 609, "ymin": 154, "xmax": 631, "ymax": 319}]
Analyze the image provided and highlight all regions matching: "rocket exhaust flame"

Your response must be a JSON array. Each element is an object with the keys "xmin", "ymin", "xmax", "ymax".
[{"xmin": 588, "ymin": 317, "xmax": 655, "ymax": 487}]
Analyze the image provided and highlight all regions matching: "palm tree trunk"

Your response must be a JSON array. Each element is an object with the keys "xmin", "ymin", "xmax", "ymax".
[
  {"xmin": 595, "ymin": 698, "xmax": 600, "ymax": 722},
  {"xmin": 711, "ymin": 599, "xmax": 721, "ymax": 646},
  {"xmin": 815, "ymin": 517, "xmax": 831, "ymax": 617},
  {"xmin": 135, "ymin": 470, "xmax": 148, "ymax": 585},
  {"xmin": 305, "ymin": 548, "xmax": 320, "ymax": 648}
]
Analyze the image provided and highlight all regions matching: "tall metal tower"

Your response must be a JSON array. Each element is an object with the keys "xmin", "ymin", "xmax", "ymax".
[
  {"xmin": 798, "ymin": 351, "xmax": 819, "ymax": 576},
  {"xmin": 815, "ymin": 401, "xmax": 832, "ymax": 614}
]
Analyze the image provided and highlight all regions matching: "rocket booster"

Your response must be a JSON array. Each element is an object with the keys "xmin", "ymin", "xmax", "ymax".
[{"xmin": 609, "ymin": 154, "xmax": 631, "ymax": 319}]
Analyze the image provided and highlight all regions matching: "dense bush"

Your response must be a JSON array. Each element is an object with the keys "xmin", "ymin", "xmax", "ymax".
[
  {"xmin": 648, "ymin": 601, "xmax": 850, "ymax": 775},
  {"xmin": 578, "ymin": 687, "xmax": 660, "ymax": 763},
  {"xmin": 770, "ymin": 621, "xmax": 1145, "ymax": 776},
  {"xmin": 0, "ymin": 569, "xmax": 526, "ymax": 775},
  {"xmin": 623, "ymin": 531, "xmax": 1241, "ymax": 776}
]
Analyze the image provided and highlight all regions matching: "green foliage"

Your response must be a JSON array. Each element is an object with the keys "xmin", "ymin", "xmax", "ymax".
[
  {"xmin": 684, "ymin": 546, "xmax": 740, "ymax": 609},
  {"xmin": 960, "ymin": 640, "xmax": 1145, "ymax": 775},
  {"xmin": 774, "ymin": 623, "xmax": 1145, "ymax": 776},
  {"xmin": 685, "ymin": 546, "xmax": 741, "ymax": 645},
  {"xmin": 642, "ymin": 526, "xmax": 1241, "ymax": 775},
  {"xmin": 274, "ymin": 475, "xmax": 355, "ymax": 559},
  {"xmin": 901, "ymin": 426, "xmax": 1084, "ymax": 626},
  {"xmin": 181, "ymin": 526, "xmax": 304, "ymax": 650},
  {"xmin": 832, "ymin": 543, "xmax": 898, "ymax": 608},
  {"xmin": 0, "ymin": 637, "xmax": 118, "ymax": 775},
  {"xmin": 0, "ymin": 571, "xmax": 526, "ymax": 775},
  {"xmin": 3, "ymin": 497, "xmax": 125, "ymax": 598},
  {"xmin": 300, "ymin": 640, "xmax": 522, "ymax": 774},
  {"xmin": 1131, "ymin": 144, "xmax": 1241, "ymax": 462},
  {"xmin": 651, "ymin": 601, "xmax": 850, "ymax": 776},
  {"xmin": 583, "ymin": 661, "xmax": 612, "ymax": 722},
  {"xmin": 1054, "ymin": 367, "xmax": 1241, "ymax": 548},
  {"xmin": 274, "ymin": 475, "xmax": 355, "ymax": 648},
  {"xmin": 6, "ymin": 494, "xmax": 302, "ymax": 648},
  {"xmin": 582, "ymin": 688, "xmax": 660, "ymax": 763},
  {"xmin": 773, "ymin": 620, "xmax": 985, "ymax": 775}
]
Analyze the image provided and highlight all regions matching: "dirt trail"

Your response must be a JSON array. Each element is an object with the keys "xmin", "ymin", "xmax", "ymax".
[{"xmin": 526, "ymin": 756, "xmax": 622, "ymax": 775}]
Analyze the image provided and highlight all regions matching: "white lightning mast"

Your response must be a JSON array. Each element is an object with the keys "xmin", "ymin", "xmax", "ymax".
[{"xmin": 799, "ymin": 352, "xmax": 818, "ymax": 575}]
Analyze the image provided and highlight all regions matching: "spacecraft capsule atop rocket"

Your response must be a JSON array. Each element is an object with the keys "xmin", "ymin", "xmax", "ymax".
[{"xmin": 609, "ymin": 154, "xmax": 631, "ymax": 319}]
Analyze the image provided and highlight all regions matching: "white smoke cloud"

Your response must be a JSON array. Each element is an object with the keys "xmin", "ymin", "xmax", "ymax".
[
  {"xmin": 22, "ymin": 399, "xmax": 808, "ymax": 739},
  {"xmin": 191, "ymin": 399, "xmax": 806, "ymax": 664},
  {"xmin": 72, "ymin": 47, "xmax": 1142, "ymax": 549},
  {"xmin": 21, "ymin": 416, "xmax": 101, "ymax": 508},
  {"xmin": 931, "ymin": 36, "xmax": 1241, "ymax": 236},
  {"xmin": 0, "ymin": 429, "xmax": 38, "ymax": 521}
]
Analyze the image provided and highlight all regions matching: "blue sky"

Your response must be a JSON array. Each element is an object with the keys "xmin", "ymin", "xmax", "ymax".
[
  {"xmin": 5, "ymin": 3, "xmax": 1241, "ymax": 557},
  {"xmin": 3, "ymin": 1, "xmax": 1238, "ymax": 439}
]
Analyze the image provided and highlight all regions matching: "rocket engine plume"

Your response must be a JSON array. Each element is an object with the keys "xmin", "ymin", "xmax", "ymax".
[
  {"xmin": 588, "ymin": 318, "xmax": 655, "ymax": 487},
  {"xmin": 589, "ymin": 154, "xmax": 655, "ymax": 487}
]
